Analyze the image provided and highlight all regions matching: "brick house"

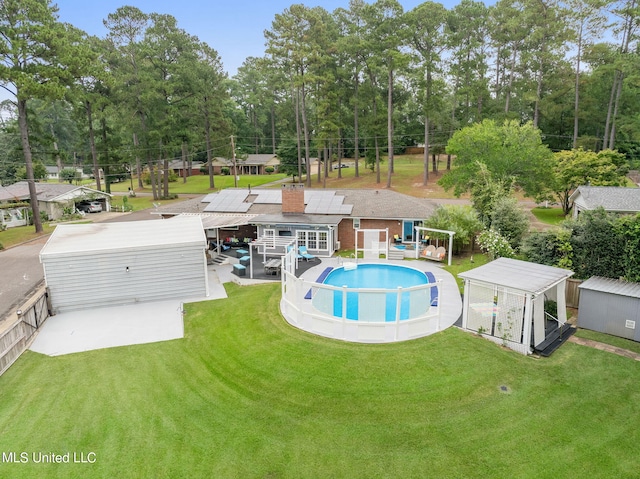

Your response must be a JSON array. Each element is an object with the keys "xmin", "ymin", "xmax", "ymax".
[{"xmin": 155, "ymin": 186, "xmax": 437, "ymax": 257}]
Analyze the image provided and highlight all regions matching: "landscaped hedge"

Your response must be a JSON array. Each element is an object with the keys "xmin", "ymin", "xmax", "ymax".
[{"xmin": 522, "ymin": 208, "xmax": 640, "ymax": 281}]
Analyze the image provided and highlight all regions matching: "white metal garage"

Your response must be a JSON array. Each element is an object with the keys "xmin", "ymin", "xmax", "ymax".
[{"xmin": 40, "ymin": 216, "xmax": 208, "ymax": 313}]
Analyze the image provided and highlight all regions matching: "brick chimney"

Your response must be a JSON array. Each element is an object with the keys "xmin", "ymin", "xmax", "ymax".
[{"xmin": 282, "ymin": 184, "xmax": 305, "ymax": 214}]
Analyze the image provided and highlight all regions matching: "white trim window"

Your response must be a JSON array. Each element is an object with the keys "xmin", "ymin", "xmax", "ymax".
[{"xmin": 296, "ymin": 230, "xmax": 329, "ymax": 253}]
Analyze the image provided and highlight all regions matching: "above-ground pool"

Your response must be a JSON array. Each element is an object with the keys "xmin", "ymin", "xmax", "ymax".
[{"xmin": 313, "ymin": 263, "xmax": 432, "ymax": 322}]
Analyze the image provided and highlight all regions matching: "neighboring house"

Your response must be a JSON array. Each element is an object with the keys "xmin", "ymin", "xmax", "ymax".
[
  {"xmin": 168, "ymin": 160, "xmax": 205, "ymax": 176},
  {"xmin": 0, "ymin": 181, "xmax": 112, "ymax": 220},
  {"xmin": 45, "ymin": 166, "xmax": 60, "ymax": 181},
  {"xmin": 46, "ymin": 165, "xmax": 91, "ymax": 182},
  {"xmin": 237, "ymin": 154, "xmax": 279, "ymax": 175},
  {"xmin": 570, "ymin": 186, "xmax": 640, "ymax": 218},
  {"xmin": 213, "ymin": 157, "xmax": 232, "ymax": 174},
  {"xmin": 154, "ymin": 186, "xmax": 437, "ymax": 256}
]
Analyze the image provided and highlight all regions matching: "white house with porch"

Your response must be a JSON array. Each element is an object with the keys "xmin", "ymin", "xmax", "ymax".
[{"xmin": 459, "ymin": 258, "xmax": 574, "ymax": 356}]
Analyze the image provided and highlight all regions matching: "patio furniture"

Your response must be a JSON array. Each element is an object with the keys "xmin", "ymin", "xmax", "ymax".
[
  {"xmin": 239, "ymin": 256, "xmax": 250, "ymax": 267},
  {"xmin": 232, "ymin": 264, "xmax": 246, "ymax": 277},
  {"xmin": 298, "ymin": 246, "xmax": 316, "ymax": 262},
  {"xmin": 393, "ymin": 234, "xmax": 402, "ymax": 244},
  {"xmin": 264, "ymin": 258, "xmax": 281, "ymax": 276},
  {"xmin": 235, "ymin": 248, "xmax": 248, "ymax": 258},
  {"xmin": 421, "ymin": 245, "xmax": 446, "ymax": 262}
]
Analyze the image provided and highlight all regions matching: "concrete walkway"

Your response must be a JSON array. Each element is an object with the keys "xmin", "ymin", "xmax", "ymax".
[{"xmin": 568, "ymin": 336, "xmax": 640, "ymax": 361}]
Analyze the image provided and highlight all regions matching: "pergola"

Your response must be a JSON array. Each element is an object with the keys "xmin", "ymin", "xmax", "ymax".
[{"xmin": 248, "ymin": 235, "xmax": 297, "ymax": 279}]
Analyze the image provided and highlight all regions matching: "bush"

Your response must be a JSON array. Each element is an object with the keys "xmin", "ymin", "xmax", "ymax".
[
  {"xmin": 221, "ymin": 167, "xmax": 230, "ymax": 175},
  {"xmin": 477, "ymin": 229, "xmax": 515, "ymax": 260},
  {"xmin": 265, "ymin": 166, "xmax": 275, "ymax": 174},
  {"xmin": 142, "ymin": 170, "xmax": 178, "ymax": 185}
]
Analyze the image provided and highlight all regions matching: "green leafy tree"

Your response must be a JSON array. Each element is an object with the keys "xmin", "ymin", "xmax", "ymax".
[
  {"xmin": 441, "ymin": 119, "xmax": 554, "ymax": 199},
  {"xmin": 16, "ymin": 161, "xmax": 47, "ymax": 181},
  {"xmin": 616, "ymin": 214, "xmax": 640, "ymax": 282},
  {"xmin": 469, "ymin": 162, "xmax": 514, "ymax": 225},
  {"xmin": 59, "ymin": 167, "xmax": 79, "ymax": 184},
  {"xmin": 406, "ymin": 1, "xmax": 448, "ymax": 186},
  {"xmin": 0, "ymin": 0, "xmax": 91, "ymax": 232},
  {"xmin": 424, "ymin": 204, "xmax": 483, "ymax": 253},
  {"xmin": 552, "ymin": 148, "xmax": 628, "ymax": 214},
  {"xmin": 276, "ymin": 139, "xmax": 305, "ymax": 182},
  {"xmin": 489, "ymin": 196, "xmax": 530, "ymax": 250}
]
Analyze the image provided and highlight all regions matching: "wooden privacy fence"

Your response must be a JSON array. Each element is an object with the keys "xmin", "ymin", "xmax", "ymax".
[
  {"xmin": 565, "ymin": 278, "xmax": 582, "ymax": 308},
  {"xmin": 0, "ymin": 289, "xmax": 50, "ymax": 376}
]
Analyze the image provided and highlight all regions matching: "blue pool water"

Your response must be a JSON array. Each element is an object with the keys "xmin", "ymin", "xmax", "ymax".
[{"xmin": 318, "ymin": 264, "xmax": 429, "ymax": 321}]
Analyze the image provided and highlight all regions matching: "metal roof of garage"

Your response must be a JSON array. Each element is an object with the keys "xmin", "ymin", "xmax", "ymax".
[
  {"xmin": 579, "ymin": 276, "xmax": 640, "ymax": 299},
  {"xmin": 459, "ymin": 257, "xmax": 574, "ymax": 295},
  {"xmin": 40, "ymin": 216, "xmax": 205, "ymax": 258}
]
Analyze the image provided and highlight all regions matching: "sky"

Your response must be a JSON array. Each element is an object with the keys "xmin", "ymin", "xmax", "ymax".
[{"xmin": 53, "ymin": 0, "xmax": 456, "ymax": 77}]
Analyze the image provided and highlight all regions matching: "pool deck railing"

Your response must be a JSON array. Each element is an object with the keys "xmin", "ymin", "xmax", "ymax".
[{"xmin": 280, "ymin": 258, "xmax": 462, "ymax": 343}]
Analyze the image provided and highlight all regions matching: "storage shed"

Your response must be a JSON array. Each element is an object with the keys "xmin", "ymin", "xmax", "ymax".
[
  {"xmin": 578, "ymin": 276, "xmax": 640, "ymax": 341},
  {"xmin": 459, "ymin": 258, "xmax": 574, "ymax": 355},
  {"xmin": 40, "ymin": 216, "xmax": 208, "ymax": 314}
]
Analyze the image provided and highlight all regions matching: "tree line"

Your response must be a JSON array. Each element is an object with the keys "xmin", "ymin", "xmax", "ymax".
[{"xmin": 1, "ymin": 0, "xmax": 639, "ymax": 233}]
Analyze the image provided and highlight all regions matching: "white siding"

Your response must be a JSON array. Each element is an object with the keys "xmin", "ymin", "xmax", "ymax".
[{"xmin": 40, "ymin": 217, "xmax": 207, "ymax": 313}]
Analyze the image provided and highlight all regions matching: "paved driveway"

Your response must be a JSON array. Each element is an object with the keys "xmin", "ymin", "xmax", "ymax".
[{"xmin": 0, "ymin": 236, "xmax": 48, "ymax": 320}]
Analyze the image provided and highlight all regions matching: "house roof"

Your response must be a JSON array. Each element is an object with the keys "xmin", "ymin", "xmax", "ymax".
[
  {"xmin": 240, "ymin": 154, "xmax": 278, "ymax": 166},
  {"xmin": 459, "ymin": 257, "xmax": 574, "ymax": 295},
  {"xmin": 168, "ymin": 160, "xmax": 204, "ymax": 170},
  {"xmin": 569, "ymin": 186, "xmax": 640, "ymax": 213},
  {"xmin": 0, "ymin": 182, "xmax": 112, "ymax": 202},
  {"xmin": 0, "ymin": 182, "xmax": 32, "ymax": 201},
  {"xmin": 153, "ymin": 188, "xmax": 437, "ymax": 224},
  {"xmin": 340, "ymin": 189, "xmax": 436, "ymax": 219},
  {"xmin": 579, "ymin": 276, "xmax": 640, "ymax": 299},
  {"xmin": 40, "ymin": 216, "xmax": 205, "ymax": 258}
]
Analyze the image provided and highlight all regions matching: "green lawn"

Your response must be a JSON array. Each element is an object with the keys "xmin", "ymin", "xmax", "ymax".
[
  {"xmin": 108, "ymin": 173, "xmax": 287, "ymax": 195},
  {"xmin": 574, "ymin": 328, "xmax": 640, "ymax": 355},
  {"xmin": 531, "ymin": 206, "xmax": 567, "ymax": 225},
  {"xmin": 0, "ymin": 224, "xmax": 56, "ymax": 249},
  {"xmin": 1, "ymin": 282, "xmax": 639, "ymax": 478}
]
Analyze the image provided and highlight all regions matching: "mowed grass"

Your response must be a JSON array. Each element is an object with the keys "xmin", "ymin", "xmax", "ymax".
[
  {"xmin": 108, "ymin": 173, "xmax": 287, "ymax": 195},
  {"xmin": 0, "ymin": 223, "xmax": 56, "ymax": 249},
  {"xmin": 317, "ymin": 155, "xmax": 462, "ymax": 199},
  {"xmin": 531, "ymin": 207, "xmax": 567, "ymax": 225},
  {"xmin": 1, "ymin": 282, "xmax": 639, "ymax": 478}
]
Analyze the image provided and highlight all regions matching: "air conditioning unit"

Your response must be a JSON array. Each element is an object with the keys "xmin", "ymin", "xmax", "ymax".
[{"xmin": 336, "ymin": 241, "xmax": 341, "ymax": 250}]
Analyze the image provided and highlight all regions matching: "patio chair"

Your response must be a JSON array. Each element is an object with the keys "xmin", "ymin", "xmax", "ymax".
[
  {"xmin": 288, "ymin": 245, "xmax": 303, "ymax": 260},
  {"xmin": 393, "ymin": 234, "xmax": 402, "ymax": 244},
  {"xmin": 298, "ymin": 246, "xmax": 316, "ymax": 262}
]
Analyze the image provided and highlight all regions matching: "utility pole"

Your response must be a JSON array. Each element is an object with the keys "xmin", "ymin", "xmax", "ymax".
[{"xmin": 231, "ymin": 135, "xmax": 237, "ymax": 188}]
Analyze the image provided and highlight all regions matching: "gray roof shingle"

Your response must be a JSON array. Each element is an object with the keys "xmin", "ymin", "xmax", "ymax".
[{"xmin": 571, "ymin": 186, "xmax": 640, "ymax": 212}]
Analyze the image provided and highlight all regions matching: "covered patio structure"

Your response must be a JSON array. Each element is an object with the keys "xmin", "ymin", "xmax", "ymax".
[{"xmin": 459, "ymin": 258, "xmax": 574, "ymax": 355}]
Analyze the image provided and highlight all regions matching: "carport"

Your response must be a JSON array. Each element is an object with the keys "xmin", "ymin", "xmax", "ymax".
[{"xmin": 40, "ymin": 216, "xmax": 209, "ymax": 314}]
